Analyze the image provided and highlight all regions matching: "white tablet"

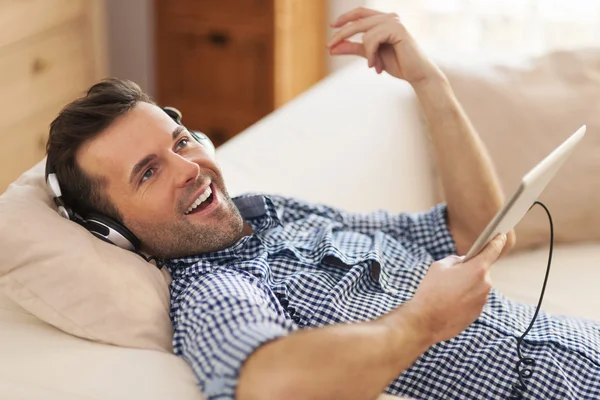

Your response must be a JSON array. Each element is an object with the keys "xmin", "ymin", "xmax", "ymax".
[{"xmin": 463, "ymin": 125, "xmax": 586, "ymax": 262}]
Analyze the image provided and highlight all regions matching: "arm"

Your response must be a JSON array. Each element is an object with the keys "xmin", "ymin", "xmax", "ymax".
[
  {"xmin": 177, "ymin": 233, "xmax": 506, "ymax": 399},
  {"xmin": 176, "ymin": 237, "xmax": 506, "ymax": 400},
  {"xmin": 413, "ymin": 78, "xmax": 515, "ymax": 256},
  {"xmin": 176, "ymin": 270, "xmax": 425, "ymax": 400},
  {"xmin": 328, "ymin": 7, "xmax": 516, "ymax": 256},
  {"xmin": 238, "ymin": 305, "xmax": 429, "ymax": 400},
  {"xmin": 238, "ymin": 234, "xmax": 508, "ymax": 400}
]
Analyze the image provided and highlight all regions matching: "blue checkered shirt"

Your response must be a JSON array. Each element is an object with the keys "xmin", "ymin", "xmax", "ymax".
[{"xmin": 165, "ymin": 194, "xmax": 600, "ymax": 399}]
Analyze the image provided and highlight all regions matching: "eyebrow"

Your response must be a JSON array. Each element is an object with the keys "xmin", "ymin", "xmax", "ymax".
[
  {"xmin": 129, "ymin": 126, "xmax": 186, "ymax": 185},
  {"xmin": 172, "ymin": 125, "xmax": 185, "ymax": 141}
]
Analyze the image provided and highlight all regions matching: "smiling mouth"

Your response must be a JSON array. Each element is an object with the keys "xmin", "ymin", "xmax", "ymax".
[
  {"xmin": 184, "ymin": 183, "xmax": 216, "ymax": 215},
  {"xmin": 188, "ymin": 192, "xmax": 213, "ymax": 214}
]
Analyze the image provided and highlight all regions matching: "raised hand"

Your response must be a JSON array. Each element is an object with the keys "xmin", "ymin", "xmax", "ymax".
[{"xmin": 328, "ymin": 7, "xmax": 445, "ymax": 87}]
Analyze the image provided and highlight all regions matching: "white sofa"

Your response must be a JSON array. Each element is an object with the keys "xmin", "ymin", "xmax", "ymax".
[{"xmin": 1, "ymin": 61, "xmax": 598, "ymax": 399}]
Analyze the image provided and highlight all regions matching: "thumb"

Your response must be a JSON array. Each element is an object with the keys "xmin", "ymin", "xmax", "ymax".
[
  {"xmin": 474, "ymin": 234, "xmax": 507, "ymax": 267},
  {"xmin": 329, "ymin": 41, "xmax": 366, "ymax": 57}
]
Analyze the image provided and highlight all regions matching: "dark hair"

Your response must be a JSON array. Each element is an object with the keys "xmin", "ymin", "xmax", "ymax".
[{"xmin": 46, "ymin": 78, "xmax": 155, "ymax": 222}]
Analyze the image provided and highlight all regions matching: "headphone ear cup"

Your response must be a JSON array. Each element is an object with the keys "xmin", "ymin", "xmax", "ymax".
[
  {"xmin": 190, "ymin": 130, "xmax": 216, "ymax": 156},
  {"xmin": 84, "ymin": 212, "xmax": 141, "ymax": 251},
  {"xmin": 161, "ymin": 107, "xmax": 215, "ymax": 156},
  {"xmin": 163, "ymin": 106, "xmax": 182, "ymax": 125}
]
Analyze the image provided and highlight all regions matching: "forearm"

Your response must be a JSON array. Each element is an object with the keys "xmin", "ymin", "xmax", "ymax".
[
  {"xmin": 412, "ymin": 77, "xmax": 512, "ymax": 254},
  {"xmin": 237, "ymin": 303, "xmax": 430, "ymax": 400}
]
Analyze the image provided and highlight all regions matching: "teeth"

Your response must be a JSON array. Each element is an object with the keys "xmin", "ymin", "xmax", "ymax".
[{"xmin": 185, "ymin": 185, "xmax": 212, "ymax": 214}]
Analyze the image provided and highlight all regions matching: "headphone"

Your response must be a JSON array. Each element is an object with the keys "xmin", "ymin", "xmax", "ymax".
[{"xmin": 45, "ymin": 106, "xmax": 215, "ymax": 254}]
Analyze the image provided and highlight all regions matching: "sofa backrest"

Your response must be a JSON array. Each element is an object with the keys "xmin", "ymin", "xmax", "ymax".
[{"xmin": 217, "ymin": 61, "xmax": 438, "ymax": 214}]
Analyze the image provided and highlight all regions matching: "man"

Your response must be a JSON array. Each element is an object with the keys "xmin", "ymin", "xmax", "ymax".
[{"xmin": 45, "ymin": 7, "xmax": 599, "ymax": 400}]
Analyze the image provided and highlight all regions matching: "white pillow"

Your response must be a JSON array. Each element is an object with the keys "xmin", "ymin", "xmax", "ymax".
[{"xmin": 0, "ymin": 160, "xmax": 173, "ymax": 352}]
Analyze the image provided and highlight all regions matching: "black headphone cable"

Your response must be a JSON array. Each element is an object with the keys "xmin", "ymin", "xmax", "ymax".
[{"xmin": 508, "ymin": 200, "xmax": 554, "ymax": 399}]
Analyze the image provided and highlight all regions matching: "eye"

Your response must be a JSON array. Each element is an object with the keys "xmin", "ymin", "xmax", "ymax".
[
  {"xmin": 176, "ymin": 137, "xmax": 189, "ymax": 151},
  {"xmin": 140, "ymin": 168, "xmax": 155, "ymax": 183}
]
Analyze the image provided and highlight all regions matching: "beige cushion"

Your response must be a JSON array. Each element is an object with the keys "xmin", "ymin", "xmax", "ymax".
[
  {"xmin": 0, "ymin": 291, "xmax": 203, "ymax": 400},
  {"xmin": 0, "ymin": 160, "xmax": 173, "ymax": 352},
  {"xmin": 438, "ymin": 49, "xmax": 600, "ymax": 250},
  {"xmin": 492, "ymin": 243, "xmax": 600, "ymax": 323}
]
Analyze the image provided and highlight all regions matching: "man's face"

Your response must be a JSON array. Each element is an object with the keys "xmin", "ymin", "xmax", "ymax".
[{"xmin": 77, "ymin": 102, "xmax": 244, "ymax": 258}]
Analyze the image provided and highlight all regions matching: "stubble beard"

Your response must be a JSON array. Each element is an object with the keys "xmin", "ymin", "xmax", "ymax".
[{"xmin": 140, "ymin": 189, "xmax": 245, "ymax": 259}]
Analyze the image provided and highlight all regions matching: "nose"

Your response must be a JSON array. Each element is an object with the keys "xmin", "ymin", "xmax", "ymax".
[{"xmin": 171, "ymin": 154, "xmax": 199, "ymax": 188}]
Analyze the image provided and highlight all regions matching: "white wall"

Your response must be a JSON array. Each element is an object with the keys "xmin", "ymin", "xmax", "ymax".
[{"xmin": 105, "ymin": 0, "xmax": 367, "ymax": 97}]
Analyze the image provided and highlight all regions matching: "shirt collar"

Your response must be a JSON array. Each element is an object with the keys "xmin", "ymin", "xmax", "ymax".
[{"xmin": 234, "ymin": 194, "xmax": 283, "ymax": 233}]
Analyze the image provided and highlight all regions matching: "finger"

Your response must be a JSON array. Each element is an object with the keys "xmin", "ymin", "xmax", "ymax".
[
  {"xmin": 329, "ymin": 41, "xmax": 366, "ymax": 57},
  {"xmin": 363, "ymin": 29, "xmax": 376, "ymax": 67},
  {"xmin": 374, "ymin": 53, "xmax": 383, "ymax": 74},
  {"xmin": 331, "ymin": 6, "xmax": 383, "ymax": 28},
  {"xmin": 471, "ymin": 234, "xmax": 507, "ymax": 269},
  {"xmin": 328, "ymin": 14, "xmax": 389, "ymax": 48},
  {"xmin": 363, "ymin": 23, "xmax": 392, "ymax": 68}
]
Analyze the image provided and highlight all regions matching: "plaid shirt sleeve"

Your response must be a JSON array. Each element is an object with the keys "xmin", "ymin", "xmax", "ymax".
[
  {"xmin": 173, "ymin": 269, "xmax": 298, "ymax": 399},
  {"xmin": 273, "ymin": 196, "xmax": 457, "ymax": 261}
]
